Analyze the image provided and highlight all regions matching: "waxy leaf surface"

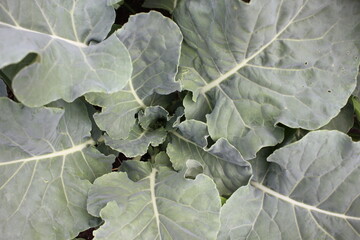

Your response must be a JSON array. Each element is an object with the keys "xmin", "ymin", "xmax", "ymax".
[
  {"xmin": 86, "ymin": 11, "xmax": 182, "ymax": 140},
  {"xmin": 168, "ymin": 120, "xmax": 252, "ymax": 196},
  {"xmin": 87, "ymin": 163, "xmax": 221, "ymax": 240},
  {"xmin": 174, "ymin": 0, "xmax": 360, "ymax": 159},
  {"xmin": 0, "ymin": 98, "xmax": 113, "ymax": 240},
  {"xmin": 219, "ymin": 131, "xmax": 360, "ymax": 240},
  {"xmin": 0, "ymin": 0, "xmax": 132, "ymax": 107}
]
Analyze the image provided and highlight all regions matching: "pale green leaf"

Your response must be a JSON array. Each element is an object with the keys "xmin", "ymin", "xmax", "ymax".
[
  {"xmin": 184, "ymin": 159, "xmax": 204, "ymax": 179},
  {"xmin": 105, "ymin": 124, "xmax": 167, "ymax": 157},
  {"xmin": 0, "ymin": 0, "xmax": 132, "ymax": 107},
  {"xmin": 177, "ymin": 43, "xmax": 213, "ymax": 122},
  {"xmin": 104, "ymin": 106, "xmax": 169, "ymax": 157},
  {"xmin": 246, "ymin": 147, "xmax": 273, "ymax": 183},
  {"xmin": 143, "ymin": 0, "xmax": 178, "ymax": 13},
  {"xmin": 183, "ymin": 92, "xmax": 212, "ymax": 122},
  {"xmin": 138, "ymin": 106, "xmax": 169, "ymax": 130},
  {"xmin": 119, "ymin": 160, "xmax": 153, "ymax": 182},
  {"xmin": 87, "ymin": 164, "xmax": 221, "ymax": 240},
  {"xmin": 168, "ymin": 120, "xmax": 252, "ymax": 196},
  {"xmin": 86, "ymin": 11, "xmax": 182, "ymax": 140},
  {"xmin": 153, "ymin": 151, "xmax": 172, "ymax": 168},
  {"xmin": 166, "ymin": 106, "xmax": 185, "ymax": 129},
  {"xmin": 174, "ymin": 0, "xmax": 360, "ymax": 159},
  {"xmin": 219, "ymin": 131, "xmax": 360, "ymax": 240},
  {"xmin": 0, "ymin": 98, "xmax": 113, "ymax": 240}
]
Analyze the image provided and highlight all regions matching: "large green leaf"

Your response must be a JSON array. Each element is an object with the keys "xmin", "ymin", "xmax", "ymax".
[
  {"xmin": 219, "ymin": 131, "xmax": 360, "ymax": 240},
  {"xmin": 87, "ymin": 162, "xmax": 221, "ymax": 240},
  {"xmin": 0, "ymin": 98, "xmax": 113, "ymax": 240},
  {"xmin": 0, "ymin": 0, "xmax": 132, "ymax": 107},
  {"xmin": 174, "ymin": 0, "xmax": 360, "ymax": 159},
  {"xmin": 167, "ymin": 120, "xmax": 252, "ymax": 196},
  {"xmin": 86, "ymin": 11, "xmax": 182, "ymax": 140}
]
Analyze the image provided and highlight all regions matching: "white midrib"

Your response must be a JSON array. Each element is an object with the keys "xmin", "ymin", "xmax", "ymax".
[
  {"xmin": 0, "ymin": 21, "xmax": 87, "ymax": 48},
  {"xmin": 129, "ymin": 78, "xmax": 146, "ymax": 108},
  {"xmin": 0, "ymin": 139, "xmax": 95, "ymax": 166},
  {"xmin": 200, "ymin": 2, "xmax": 307, "ymax": 93},
  {"xmin": 149, "ymin": 168, "xmax": 162, "ymax": 239},
  {"xmin": 251, "ymin": 181, "xmax": 360, "ymax": 221}
]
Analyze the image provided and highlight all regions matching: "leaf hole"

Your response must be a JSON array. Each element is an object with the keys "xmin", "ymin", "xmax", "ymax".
[
  {"xmin": 304, "ymin": 62, "xmax": 308, "ymax": 65},
  {"xmin": 328, "ymin": 90, "xmax": 331, "ymax": 93}
]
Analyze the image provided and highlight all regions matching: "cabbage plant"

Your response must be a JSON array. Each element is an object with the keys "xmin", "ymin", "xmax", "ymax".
[{"xmin": 0, "ymin": 0, "xmax": 359, "ymax": 239}]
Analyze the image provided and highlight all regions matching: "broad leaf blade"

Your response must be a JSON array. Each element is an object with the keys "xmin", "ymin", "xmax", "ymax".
[
  {"xmin": 168, "ymin": 120, "xmax": 252, "ymax": 196},
  {"xmin": 219, "ymin": 131, "xmax": 360, "ymax": 240},
  {"xmin": 0, "ymin": 98, "xmax": 113, "ymax": 240},
  {"xmin": 105, "ymin": 124, "xmax": 167, "ymax": 157},
  {"xmin": 174, "ymin": 0, "xmax": 360, "ymax": 159},
  {"xmin": 0, "ymin": 0, "xmax": 132, "ymax": 107},
  {"xmin": 87, "ymin": 163, "xmax": 221, "ymax": 240},
  {"xmin": 86, "ymin": 11, "xmax": 182, "ymax": 140}
]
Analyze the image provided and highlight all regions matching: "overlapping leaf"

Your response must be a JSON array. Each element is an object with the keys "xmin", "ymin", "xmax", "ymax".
[
  {"xmin": 105, "ymin": 124, "xmax": 167, "ymax": 157},
  {"xmin": 87, "ymin": 162, "xmax": 221, "ymax": 240},
  {"xmin": 0, "ymin": 98, "xmax": 113, "ymax": 240},
  {"xmin": 174, "ymin": 0, "xmax": 360, "ymax": 159},
  {"xmin": 85, "ymin": 11, "xmax": 182, "ymax": 140},
  {"xmin": 0, "ymin": 0, "xmax": 132, "ymax": 107},
  {"xmin": 102, "ymin": 105, "xmax": 170, "ymax": 157},
  {"xmin": 219, "ymin": 131, "xmax": 360, "ymax": 240},
  {"xmin": 167, "ymin": 120, "xmax": 252, "ymax": 196}
]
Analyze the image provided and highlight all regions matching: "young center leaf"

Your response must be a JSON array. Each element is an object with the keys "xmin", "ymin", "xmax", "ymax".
[
  {"xmin": 219, "ymin": 131, "xmax": 360, "ymax": 240},
  {"xmin": 0, "ymin": 98, "xmax": 113, "ymax": 240},
  {"xmin": 104, "ymin": 106, "xmax": 169, "ymax": 157},
  {"xmin": 87, "ymin": 162, "xmax": 221, "ymax": 240},
  {"xmin": 85, "ymin": 11, "xmax": 182, "ymax": 140},
  {"xmin": 174, "ymin": 0, "xmax": 360, "ymax": 159},
  {"xmin": 0, "ymin": 0, "xmax": 132, "ymax": 107}
]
